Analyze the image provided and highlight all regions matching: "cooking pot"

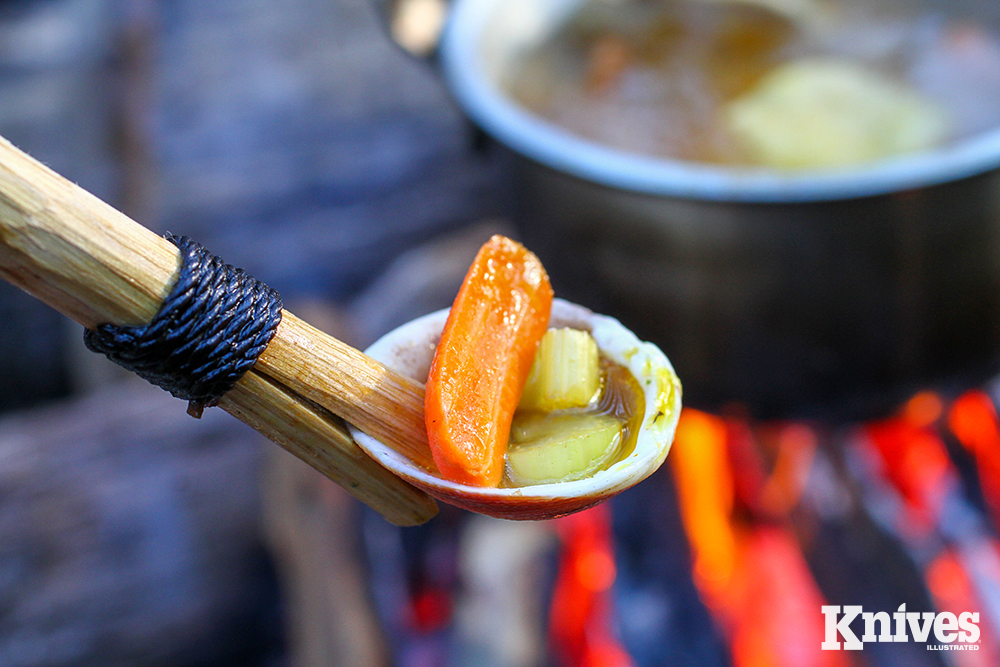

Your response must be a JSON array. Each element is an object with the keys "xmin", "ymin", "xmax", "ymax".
[{"xmin": 382, "ymin": 0, "xmax": 1000, "ymax": 420}]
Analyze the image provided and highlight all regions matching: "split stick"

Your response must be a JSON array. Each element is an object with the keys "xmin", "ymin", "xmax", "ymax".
[{"xmin": 0, "ymin": 134, "xmax": 438, "ymax": 526}]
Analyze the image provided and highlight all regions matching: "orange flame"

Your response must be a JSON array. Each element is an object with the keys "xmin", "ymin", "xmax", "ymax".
[
  {"xmin": 670, "ymin": 409, "xmax": 848, "ymax": 667},
  {"xmin": 670, "ymin": 409, "xmax": 737, "ymax": 606}
]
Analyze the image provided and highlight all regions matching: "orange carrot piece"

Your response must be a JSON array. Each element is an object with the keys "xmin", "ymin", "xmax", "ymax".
[{"xmin": 425, "ymin": 235, "xmax": 554, "ymax": 487}]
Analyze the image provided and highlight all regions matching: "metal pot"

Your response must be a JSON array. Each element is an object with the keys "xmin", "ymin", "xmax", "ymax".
[{"xmin": 388, "ymin": 0, "xmax": 1000, "ymax": 419}]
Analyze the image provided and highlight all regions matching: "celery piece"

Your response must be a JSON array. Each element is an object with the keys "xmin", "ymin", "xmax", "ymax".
[
  {"xmin": 519, "ymin": 328, "xmax": 601, "ymax": 412},
  {"xmin": 506, "ymin": 413, "xmax": 622, "ymax": 486}
]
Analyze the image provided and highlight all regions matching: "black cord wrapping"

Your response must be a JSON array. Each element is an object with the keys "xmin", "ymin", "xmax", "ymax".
[{"xmin": 84, "ymin": 234, "xmax": 283, "ymax": 418}]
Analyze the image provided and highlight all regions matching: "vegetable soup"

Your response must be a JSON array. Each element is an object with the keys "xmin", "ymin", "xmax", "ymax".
[{"xmin": 503, "ymin": 0, "xmax": 1000, "ymax": 169}]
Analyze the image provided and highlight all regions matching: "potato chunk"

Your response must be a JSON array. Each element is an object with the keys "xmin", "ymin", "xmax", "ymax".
[
  {"xmin": 506, "ymin": 413, "xmax": 623, "ymax": 486},
  {"xmin": 724, "ymin": 58, "xmax": 950, "ymax": 169}
]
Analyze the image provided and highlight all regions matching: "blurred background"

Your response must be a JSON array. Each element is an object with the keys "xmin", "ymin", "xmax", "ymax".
[{"xmin": 1, "ymin": 1, "xmax": 999, "ymax": 666}]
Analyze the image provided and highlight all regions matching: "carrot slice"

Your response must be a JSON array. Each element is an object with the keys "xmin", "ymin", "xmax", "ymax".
[{"xmin": 425, "ymin": 235, "xmax": 554, "ymax": 487}]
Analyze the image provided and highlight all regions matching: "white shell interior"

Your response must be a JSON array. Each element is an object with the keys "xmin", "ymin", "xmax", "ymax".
[{"xmin": 349, "ymin": 299, "xmax": 682, "ymax": 504}]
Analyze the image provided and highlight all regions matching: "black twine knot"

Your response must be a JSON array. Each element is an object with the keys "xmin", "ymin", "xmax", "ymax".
[{"xmin": 84, "ymin": 234, "xmax": 283, "ymax": 418}]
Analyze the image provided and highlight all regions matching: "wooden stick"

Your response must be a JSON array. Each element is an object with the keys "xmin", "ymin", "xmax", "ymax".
[
  {"xmin": 0, "ymin": 136, "xmax": 178, "ymax": 329},
  {"xmin": 0, "ymin": 134, "xmax": 438, "ymax": 525},
  {"xmin": 258, "ymin": 313, "xmax": 438, "ymax": 471},
  {"xmin": 221, "ymin": 373, "xmax": 435, "ymax": 526}
]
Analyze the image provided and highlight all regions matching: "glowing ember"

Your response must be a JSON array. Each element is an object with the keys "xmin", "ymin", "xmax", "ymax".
[
  {"xmin": 948, "ymin": 390, "xmax": 1000, "ymax": 532},
  {"xmin": 926, "ymin": 549, "xmax": 1000, "ymax": 667},
  {"xmin": 549, "ymin": 504, "xmax": 632, "ymax": 667},
  {"xmin": 862, "ymin": 401, "xmax": 956, "ymax": 536}
]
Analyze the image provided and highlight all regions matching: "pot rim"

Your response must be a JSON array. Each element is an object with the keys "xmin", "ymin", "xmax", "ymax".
[{"xmin": 440, "ymin": 0, "xmax": 1000, "ymax": 203}]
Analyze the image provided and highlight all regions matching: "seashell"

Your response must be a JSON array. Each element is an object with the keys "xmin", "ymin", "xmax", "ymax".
[{"xmin": 350, "ymin": 299, "xmax": 682, "ymax": 520}]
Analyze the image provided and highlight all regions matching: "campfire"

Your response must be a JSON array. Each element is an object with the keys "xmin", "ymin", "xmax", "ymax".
[{"xmin": 545, "ymin": 388, "xmax": 1000, "ymax": 667}]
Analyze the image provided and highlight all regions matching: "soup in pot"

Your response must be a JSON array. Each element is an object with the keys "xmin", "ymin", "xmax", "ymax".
[{"xmin": 503, "ymin": 0, "xmax": 1000, "ymax": 169}]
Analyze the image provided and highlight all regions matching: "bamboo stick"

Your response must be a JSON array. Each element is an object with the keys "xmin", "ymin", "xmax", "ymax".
[{"xmin": 0, "ymin": 134, "xmax": 438, "ymax": 526}]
